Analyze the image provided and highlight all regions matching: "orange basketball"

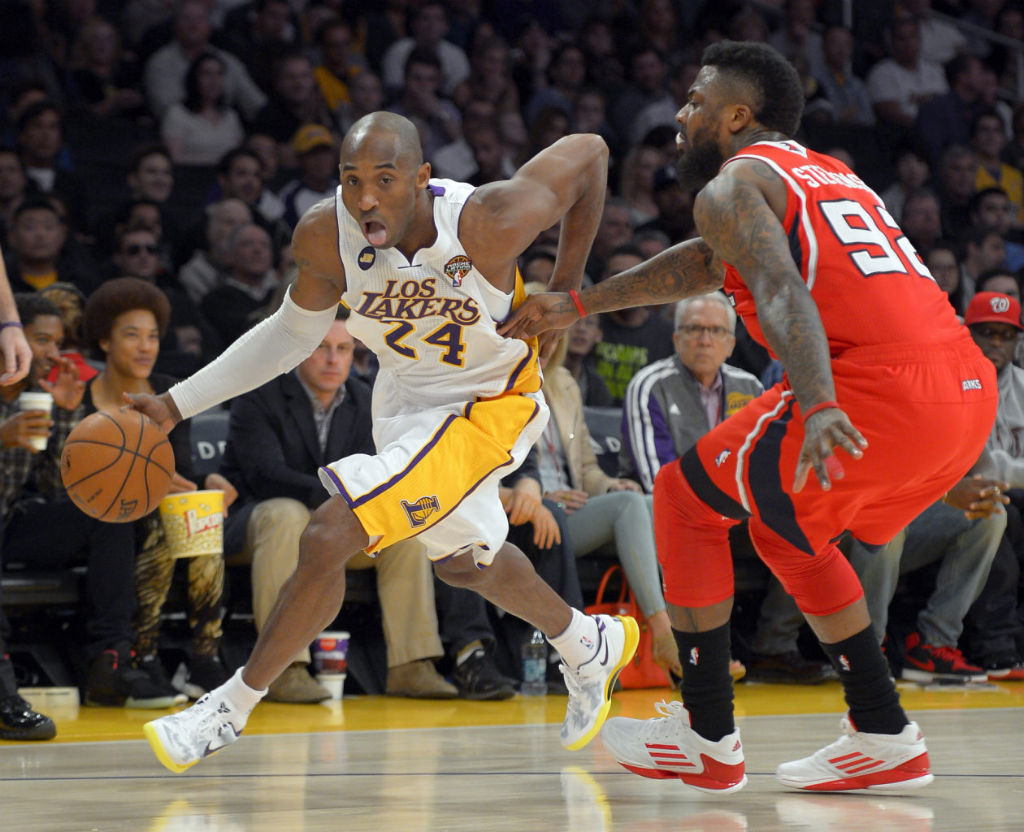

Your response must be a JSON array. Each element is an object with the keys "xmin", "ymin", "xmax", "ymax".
[{"xmin": 61, "ymin": 410, "xmax": 175, "ymax": 522}]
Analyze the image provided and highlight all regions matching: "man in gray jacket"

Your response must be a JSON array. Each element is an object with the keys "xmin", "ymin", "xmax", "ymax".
[{"xmin": 620, "ymin": 293, "xmax": 834, "ymax": 684}]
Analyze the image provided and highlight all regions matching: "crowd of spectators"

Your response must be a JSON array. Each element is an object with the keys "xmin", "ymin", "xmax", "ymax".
[{"xmin": 1, "ymin": 0, "xmax": 1024, "ymax": 735}]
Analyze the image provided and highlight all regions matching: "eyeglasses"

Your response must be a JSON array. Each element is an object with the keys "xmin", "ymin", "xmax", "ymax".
[
  {"xmin": 970, "ymin": 324, "xmax": 1020, "ymax": 343},
  {"xmin": 678, "ymin": 324, "xmax": 733, "ymax": 340},
  {"xmin": 124, "ymin": 244, "xmax": 158, "ymax": 256}
]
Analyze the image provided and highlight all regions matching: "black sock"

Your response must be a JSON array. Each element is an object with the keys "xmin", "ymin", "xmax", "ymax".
[
  {"xmin": 820, "ymin": 626, "xmax": 908, "ymax": 735},
  {"xmin": 676, "ymin": 622, "xmax": 734, "ymax": 742}
]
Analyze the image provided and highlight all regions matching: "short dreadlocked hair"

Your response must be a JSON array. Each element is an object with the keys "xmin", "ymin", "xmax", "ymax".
[{"xmin": 700, "ymin": 41, "xmax": 804, "ymax": 137}]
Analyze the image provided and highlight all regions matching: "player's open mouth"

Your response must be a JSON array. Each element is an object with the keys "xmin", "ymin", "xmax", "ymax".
[
  {"xmin": 677, "ymin": 132, "xmax": 687, "ymax": 150},
  {"xmin": 363, "ymin": 220, "xmax": 387, "ymax": 247}
]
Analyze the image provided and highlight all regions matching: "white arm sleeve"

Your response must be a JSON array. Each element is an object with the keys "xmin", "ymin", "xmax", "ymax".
[{"xmin": 169, "ymin": 288, "xmax": 339, "ymax": 419}]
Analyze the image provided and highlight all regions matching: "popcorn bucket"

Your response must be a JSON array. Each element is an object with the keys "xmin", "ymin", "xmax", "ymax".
[{"xmin": 159, "ymin": 490, "xmax": 225, "ymax": 558}]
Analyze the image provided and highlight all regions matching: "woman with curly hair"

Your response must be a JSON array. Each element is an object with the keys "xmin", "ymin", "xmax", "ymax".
[{"xmin": 82, "ymin": 278, "xmax": 237, "ymax": 699}]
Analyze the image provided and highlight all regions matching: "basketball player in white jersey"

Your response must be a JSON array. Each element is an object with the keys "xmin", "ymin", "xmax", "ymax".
[{"xmin": 131, "ymin": 112, "xmax": 640, "ymax": 773}]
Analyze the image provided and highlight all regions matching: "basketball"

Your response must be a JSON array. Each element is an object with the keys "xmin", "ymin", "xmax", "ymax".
[{"xmin": 61, "ymin": 410, "xmax": 175, "ymax": 523}]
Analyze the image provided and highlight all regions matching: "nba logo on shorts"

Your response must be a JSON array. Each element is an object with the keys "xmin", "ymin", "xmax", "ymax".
[
  {"xmin": 444, "ymin": 254, "xmax": 472, "ymax": 287},
  {"xmin": 401, "ymin": 495, "xmax": 440, "ymax": 527}
]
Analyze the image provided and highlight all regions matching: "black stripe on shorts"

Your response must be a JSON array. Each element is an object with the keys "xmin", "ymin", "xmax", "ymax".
[{"xmin": 678, "ymin": 449, "xmax": 750, "ymax": 520}]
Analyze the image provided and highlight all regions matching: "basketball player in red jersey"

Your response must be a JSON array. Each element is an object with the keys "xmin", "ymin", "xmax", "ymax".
[{"xmin": 503, "ymin": 41, "xmax": 998, "ymax": 794}]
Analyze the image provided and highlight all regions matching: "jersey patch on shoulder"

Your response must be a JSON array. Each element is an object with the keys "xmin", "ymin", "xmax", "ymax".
[{"xmin": 358, "ymin": 246, "xmax": 376, "ymax": 270}]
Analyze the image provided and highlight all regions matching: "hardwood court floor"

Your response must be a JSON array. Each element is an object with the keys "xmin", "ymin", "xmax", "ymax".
[{"xmin": 2, "ymin": 680, "xmax": 1022, "ymax": 831}]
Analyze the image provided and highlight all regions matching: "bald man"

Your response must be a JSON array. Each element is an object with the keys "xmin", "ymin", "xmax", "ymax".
[{"xmin": 134, "ymin": 112, "xmax": 639, "ymax": 772}]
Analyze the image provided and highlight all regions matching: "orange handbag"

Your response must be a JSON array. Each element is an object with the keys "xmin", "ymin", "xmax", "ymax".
[{"xmin": 585, "ymin": 564, "xmax": 671, "ymax": 689}]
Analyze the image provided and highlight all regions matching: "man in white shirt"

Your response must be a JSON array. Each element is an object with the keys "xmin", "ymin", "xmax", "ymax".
[
  {"xmin": 866, "ymin": 15, "xmax": 947, "ymax": 128},
  {"xmin": 144, "ymin": 0, "xmax": 266, "ymax": 121},
  {"xmin": 380, "ymin": 2, "xmax": 469, "ymax": 97}
]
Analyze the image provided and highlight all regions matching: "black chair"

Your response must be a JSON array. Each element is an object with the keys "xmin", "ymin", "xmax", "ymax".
[
  {"xmin": 189, "ymin": 409, "xmax": 230, "ymax": 478},
  {"xmin": 582, "ymin": 405, "xmax": 624, "ymax": 478}
]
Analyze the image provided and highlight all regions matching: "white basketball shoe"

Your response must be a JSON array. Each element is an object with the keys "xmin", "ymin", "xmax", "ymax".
[
  {"xmin": 144, "ymin": 689, "xmax": 253, "ymax": 773},
  {"xmin": 776, "ymin": 716, "xmax": 933, "ymax": 792},
  {"xmin": 559, "ymin": 614, "xmax": 640, "ymax": 750},
  {"xmin": 600, "ymin": 700, "xmax": 747, "ymax": 793}
]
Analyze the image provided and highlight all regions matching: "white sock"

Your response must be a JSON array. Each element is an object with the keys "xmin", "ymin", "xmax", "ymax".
[
  {"xmin": 218, "ymin": 667, "xmax": 266, "ymax": 715},
  {"xmin": 547, "ymin": 609, "xmax": 600, "ymax": 670}
]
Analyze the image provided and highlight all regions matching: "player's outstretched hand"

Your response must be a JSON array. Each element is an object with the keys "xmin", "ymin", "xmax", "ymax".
[
  {"xmin": 499, "ymin": 292, "xmax": 578, "ymax": 340},
  {"xmin": 793, "ymin": 407, "xmax": 867, "ymax": 493},
  {"xmin": 122, "ymin": 391, "xmax": 183, "ymax": 434}
]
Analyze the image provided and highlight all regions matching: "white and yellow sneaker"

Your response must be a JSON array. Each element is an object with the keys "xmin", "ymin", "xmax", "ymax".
[
  {"xmin": 144, "ymin": 690, "xmax": 251, "ymax": 773},
  {"xmin": 559, "ymin": 614, "xmax": 639, "ymax": 751}
]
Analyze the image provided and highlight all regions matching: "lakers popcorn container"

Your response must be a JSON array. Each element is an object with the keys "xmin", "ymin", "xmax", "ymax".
[{"xmin": 159, "ymin": 490, "xmax": 225, "ymax": 558}]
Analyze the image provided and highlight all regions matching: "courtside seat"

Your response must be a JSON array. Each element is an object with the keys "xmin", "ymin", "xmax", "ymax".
[
  {"xmin": 1, "ymin": 567, "xmax": 84, "ymax": 686},
  {"xmin": 0, "ymin": 568, "xmax": 81, "ymax": 609}
]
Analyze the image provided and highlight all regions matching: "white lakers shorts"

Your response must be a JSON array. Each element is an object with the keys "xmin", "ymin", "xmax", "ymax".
[{"xmin": 319, "ymin": 390, "xmax": 547, "ymax": 564}]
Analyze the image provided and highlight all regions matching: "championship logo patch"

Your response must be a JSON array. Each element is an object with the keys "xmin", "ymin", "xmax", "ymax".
[
  {"xmin": 358, "ymin": 246, "xmax": 376, "ymax": 270},
  {"xmin": 402, "ymin": 495, "xmax": 440, "ymax": 527},
  {"xmin": 444, "ymin": 254, "xmax": 472, "ymax": 287}
]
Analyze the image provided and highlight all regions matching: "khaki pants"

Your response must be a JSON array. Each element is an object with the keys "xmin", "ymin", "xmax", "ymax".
[{"xmin": 233, "ymin": 498, "xmax": 443, "ymax": 667}]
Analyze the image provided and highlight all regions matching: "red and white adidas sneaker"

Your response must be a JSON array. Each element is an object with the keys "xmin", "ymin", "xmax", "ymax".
[
  {"xmin": 599, "ymin": 700, "xmax": 746, "ymax": 794},
  {"xmin": 776, "ymin": 716, "xmax": 933, "ymax": 792}
]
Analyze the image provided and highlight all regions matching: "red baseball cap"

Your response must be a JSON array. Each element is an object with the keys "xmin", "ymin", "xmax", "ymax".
[{"xmin": 964, "ymin": 291, "xmax": 1024, "ymax": 330}]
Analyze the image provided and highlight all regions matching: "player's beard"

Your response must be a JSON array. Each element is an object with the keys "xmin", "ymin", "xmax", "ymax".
[{"xmin": 675, "ymin": 133, "xmax": 725, "ymax": 192}]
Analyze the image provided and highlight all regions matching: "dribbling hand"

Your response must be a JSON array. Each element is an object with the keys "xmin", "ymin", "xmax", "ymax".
[
  {"xmin": 122, "ymin": 391, "xmax": 182, "ymax": 434},
  {"xmin": 793, "ymin": 406, "xmax": 867, "ymax": 492}
]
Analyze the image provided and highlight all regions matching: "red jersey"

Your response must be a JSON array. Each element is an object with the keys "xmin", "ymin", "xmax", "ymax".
[{"xmin": 719, "ymin": 140, "xmax": 964, "ymax": 357}]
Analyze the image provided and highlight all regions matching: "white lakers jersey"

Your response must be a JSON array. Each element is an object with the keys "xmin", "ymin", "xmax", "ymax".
[{"xmin": 336, "ymin": 178, "xmax": 539, "ymax": 409}]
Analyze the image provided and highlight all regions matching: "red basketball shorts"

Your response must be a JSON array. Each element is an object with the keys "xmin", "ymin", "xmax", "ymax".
[{"xmin": 655, "ymin": 334, "xmax": 997, "ymax": 615}]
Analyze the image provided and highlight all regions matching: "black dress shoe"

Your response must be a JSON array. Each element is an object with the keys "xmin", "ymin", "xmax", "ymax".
[
  {"xmin": 0, "ymin": 694, "xmax": 56, "ymax": 741},
  {"xmin": 452, "ymin": 647, "xmax": 516, "ymax": 700},
  {"xmin": 746, "ymin": 651, "xmax": 837, "ymax": 685}
]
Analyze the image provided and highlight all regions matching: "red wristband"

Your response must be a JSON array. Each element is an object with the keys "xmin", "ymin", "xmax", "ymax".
[
  {"xmin": 568, "ymin": 289, "xmax": 587, "ymax": 319},
  {"xmin": 803, "ymin": 400, "xmax": 839, "ymax": 420}
]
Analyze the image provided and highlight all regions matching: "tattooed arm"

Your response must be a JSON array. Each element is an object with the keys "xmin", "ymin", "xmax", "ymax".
[
  {"xmin": 697, "ymin": 159, "xmax": 866, "ymax": 492},
  {"xmin": 499, "ymin": 237, "xmax": 723, "ymax": 338},
  {"xmin": 697, "ymin": 161, "xmax": 834, "ymax": 411}
]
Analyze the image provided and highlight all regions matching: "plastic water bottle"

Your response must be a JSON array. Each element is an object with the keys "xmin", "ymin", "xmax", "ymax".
[{"xmin": 521, "ymin": 628, "xmax": 548, "ymax": 696}]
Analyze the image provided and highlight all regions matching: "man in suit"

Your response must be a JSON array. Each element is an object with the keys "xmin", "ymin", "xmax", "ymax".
[{"xmin": 221, "ymin": 308, "xmax": 456, "ymax": 701}]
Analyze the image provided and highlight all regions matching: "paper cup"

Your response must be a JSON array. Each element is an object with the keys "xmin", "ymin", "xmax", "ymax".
[
  {"xmin": 311, "ymin": 630, "xmax": 349, "ymax": 674},
  {"xmin": 17, "ymin": 391, "xmax": 53, "ymax": 451},
  {"xmin": 159, "ymin": 490, "xmax": 224, "ymax": 558},
  {"xmin": 316, "ymin": 673, "xmax": 346, "ymax": 700}
]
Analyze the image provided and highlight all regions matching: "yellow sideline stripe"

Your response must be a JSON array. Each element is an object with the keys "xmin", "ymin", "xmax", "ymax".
[{"xmin": 11, "ymin": 681, "xmax": 1024, "ymax": 745}]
